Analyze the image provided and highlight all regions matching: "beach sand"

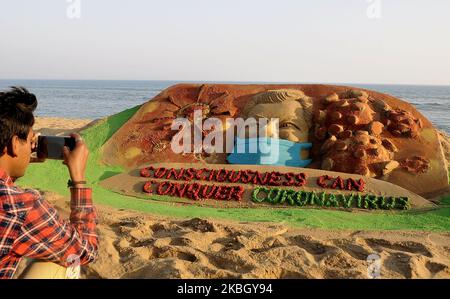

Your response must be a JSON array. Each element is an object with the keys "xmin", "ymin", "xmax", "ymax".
[
  {"xmin": 33, "ymin": 116, "xmax": 95, "ymax": 136},
  {"xmin": 25, "ymin": 117, "xmax": 450, "ymax": 279}
]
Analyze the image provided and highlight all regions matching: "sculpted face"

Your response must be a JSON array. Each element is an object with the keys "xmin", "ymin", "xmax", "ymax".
[
  {"xmin": 239, "ymin": 89, "xmax": 313, "ymax": 143},
  {"xmin": 244, "ymin": 99, "xmax": 311, "ymax": 143}
]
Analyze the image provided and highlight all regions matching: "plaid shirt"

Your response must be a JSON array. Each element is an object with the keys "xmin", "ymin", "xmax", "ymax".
[{"xmin": 0, "ymin": 168, "xmax": 98, "ymax": 279}]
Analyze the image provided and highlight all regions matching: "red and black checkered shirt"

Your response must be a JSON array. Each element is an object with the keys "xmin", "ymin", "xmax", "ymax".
[{"xmin": 0, "ymin": 168, "xmax": 98, "ymax": 279}]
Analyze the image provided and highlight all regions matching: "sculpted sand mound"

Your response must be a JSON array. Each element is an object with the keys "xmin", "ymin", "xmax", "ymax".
[{"xmin": 101, "ymin": 84, "xmax": 449, "ymax": 196}]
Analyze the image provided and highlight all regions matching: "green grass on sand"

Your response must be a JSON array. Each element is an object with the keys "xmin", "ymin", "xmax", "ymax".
[{"xmin": 17, "ymin": 106, "xmax": 450, "ymax": 232}]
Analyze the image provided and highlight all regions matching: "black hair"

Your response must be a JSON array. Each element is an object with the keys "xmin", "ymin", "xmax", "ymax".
[{"xmin": 0, "ymin": 86, "xmax": 37, "ymax": 156}]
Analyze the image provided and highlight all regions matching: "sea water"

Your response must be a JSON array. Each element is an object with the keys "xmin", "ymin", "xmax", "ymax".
[{"xmin": 0, "ymin": 80, "xmax": 449, "ymax": 134}]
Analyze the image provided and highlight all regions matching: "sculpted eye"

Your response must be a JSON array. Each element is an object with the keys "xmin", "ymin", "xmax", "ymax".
[
  {"xmin": 253, "ymin": 114, "xmax": 267, "ymax": 119},
  {"xmin": 280, "ymin": 122, "xmax": 301, "ymax": 131}
]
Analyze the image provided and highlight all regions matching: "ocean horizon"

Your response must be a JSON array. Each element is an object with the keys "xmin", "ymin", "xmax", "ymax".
[{"xmin": 1, "ymin": 79, "xmax": 449, "ymax": 134}]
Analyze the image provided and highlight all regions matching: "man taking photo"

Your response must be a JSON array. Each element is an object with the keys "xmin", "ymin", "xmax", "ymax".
[{"xmin": 0, "ymin": 87, "xmax": 98, "ymax": 279}]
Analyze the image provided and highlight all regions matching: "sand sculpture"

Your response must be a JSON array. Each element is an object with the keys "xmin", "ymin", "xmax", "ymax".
[
  {"xmin": 239, "ymin": 89, "xmax": 313, "ymax": 143},
  {"xmin": 101, "ymin": 84, "xmax": 449, "ymax": 197}
]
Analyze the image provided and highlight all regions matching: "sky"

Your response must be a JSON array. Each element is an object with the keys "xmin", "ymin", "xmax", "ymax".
[{"xmin": 0, "ymin": 0, "xmax": 449, "ymax": 85}]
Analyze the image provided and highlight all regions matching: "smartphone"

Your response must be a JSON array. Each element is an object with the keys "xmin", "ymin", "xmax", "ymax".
[{"xmin": 36, "ymin": 135, "xmax": 76, "ymax": 160}]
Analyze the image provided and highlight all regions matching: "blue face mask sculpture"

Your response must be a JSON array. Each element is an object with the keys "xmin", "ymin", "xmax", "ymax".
[
  {"xmin": 227, "ymin": 89, "xmax": 314, "ymax": 168},
  {"xmin": 227, "ymin": 137, "xmax": 312, "ymax": 168}
]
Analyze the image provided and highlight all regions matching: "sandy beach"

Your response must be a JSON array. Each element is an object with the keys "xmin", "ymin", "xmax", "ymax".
[{"xmin": 25, "ymin": 117, "xmax": 450, "ymax": 279}]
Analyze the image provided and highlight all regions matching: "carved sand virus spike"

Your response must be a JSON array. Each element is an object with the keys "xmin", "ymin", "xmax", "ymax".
[
  {"xmin": 385, "ymin": 109, "xmax": 421, "ymax": 138},
  {"xmin": 323, "ymin": 92, "xmax": 339, "ymax": 104},
  {"xmin": 400, "ymin": 156, "xmax": 430, "ymax": 174},
  {"xmin": 177, "ymin": 102, "xmax": 211, "ymax": 119},
  {"xmin": 152, "ymin": 140, "xmax": 169, "ymax": 153}
]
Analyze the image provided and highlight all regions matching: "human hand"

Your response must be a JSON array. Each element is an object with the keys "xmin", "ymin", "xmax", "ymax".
[
  {"xmin": 30, "ymin": 132, "xmax": 45, "ymax": 163},
  {"xmin": 62, "ymin": 133, "xmax": 89, "ymax": 186}
]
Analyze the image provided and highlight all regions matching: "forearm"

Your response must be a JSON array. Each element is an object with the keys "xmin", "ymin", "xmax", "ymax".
[
  {"xmin": 69, "ymin": 187, "xmax": 98, "ymax": 264},
  {"xmin": 13, "ymin": 190, "xmax": 98, "ymax": 267}
]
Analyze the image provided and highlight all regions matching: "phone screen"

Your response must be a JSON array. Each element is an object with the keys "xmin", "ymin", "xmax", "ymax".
[{"xmin": 37, "ymin": 136, "xmax": 76, "ymax": 160}]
